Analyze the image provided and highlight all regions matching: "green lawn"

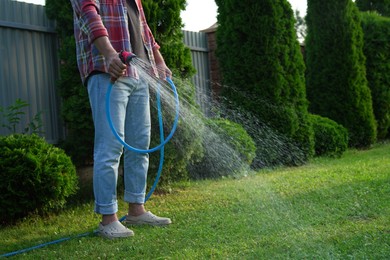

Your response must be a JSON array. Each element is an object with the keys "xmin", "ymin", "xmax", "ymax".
[{"xmin": 1, "ymin": 143, "xmax": 389, "ymax": 259}]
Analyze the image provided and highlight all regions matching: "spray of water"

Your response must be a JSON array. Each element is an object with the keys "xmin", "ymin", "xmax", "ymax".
[
  {"xmin": 188, "ymin": 73, "xmax": 308, "ymax": 168},
  {"xmin": 129, "ymin": 58, "xmax": 306, "ymax": 181}
]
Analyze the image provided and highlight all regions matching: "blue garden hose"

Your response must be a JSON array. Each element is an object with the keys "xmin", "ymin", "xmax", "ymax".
[
  {"xmin": 1, "ymin": 76, "xmax": 180, "ymax": 258},
  {"xmin": 0, "ymin": 232, "xmax": 95, "ymax": 258},
  {"xmin": 106, "ymin": 77, "xmax": 179, "ymax": 154}
]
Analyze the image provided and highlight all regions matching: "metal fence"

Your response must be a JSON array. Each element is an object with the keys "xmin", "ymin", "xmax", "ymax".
[
  {"xmin": 0, "ymin": 0, "xmax": 62, "ymax": 143},
  {"xmin": 182, "ymin": 30, "xmax": 211, "ymax": 115},
  {"xmin": 0, "ymin": 0, "xmax": 211, "ymax": 143}
]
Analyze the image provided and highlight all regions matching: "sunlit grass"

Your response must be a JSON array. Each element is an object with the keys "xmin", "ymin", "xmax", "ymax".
[{"xmin": 1, "ymin": 143, "xmax": 389, "ymax": 259}]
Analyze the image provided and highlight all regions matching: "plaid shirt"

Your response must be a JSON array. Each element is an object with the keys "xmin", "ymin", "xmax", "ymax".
[{"xmin": 70, "ymin": 0, "xmax": 160, "ymax": 84}]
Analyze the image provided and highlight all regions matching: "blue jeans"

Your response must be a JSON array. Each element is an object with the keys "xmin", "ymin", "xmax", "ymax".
[{"xmin": 87, "ymin": 74, "xmax": 151, "ymax": 215}]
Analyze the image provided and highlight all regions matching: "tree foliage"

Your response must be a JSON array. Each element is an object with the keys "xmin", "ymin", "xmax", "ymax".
[
  {"xmin": 215, "ymin": 0, "xmax": 314, "ymax": 167},
  {"xmin": 360, "ymin": 12, "xmax": 390, "ymax": 139},
  {"xmin": 142, "ymin": 0, "xmax": 195, "ymax": 78},
  {"xmin": 305, "ymin": 0, "xmax": 377, "ymax": 148},
  {"xmin": 0, "ymin": 134, "xmax": 78, "ymax": 225},
  {"xmin": 355, "ymin": 0, "xmax": 390, "ymax": 16},
  {"xmin": 46, "ymin": 0, "xmax": 93, "ymax": 165},
  {"xmin": 294, "ymin": 10, "xmax": 307, "ymax": 42},
  {"xmin": 188, "ymin": 118, "xmax": 256, "ymax": 179},
  {"xmin": 309, "ymin": 114, "xmax": 349, "ymax": 158}
]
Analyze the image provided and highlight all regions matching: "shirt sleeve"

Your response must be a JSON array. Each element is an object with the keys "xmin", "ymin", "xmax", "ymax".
[
  {"xmin": 147, "ymin": 26, "xmax": 160, "ymax": 51},
  {"xmin": 70, "ymin": 0, "xmax": 108, "ymax": 44}
]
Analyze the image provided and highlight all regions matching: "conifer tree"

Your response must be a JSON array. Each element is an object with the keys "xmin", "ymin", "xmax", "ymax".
[
  {"xmin": 305, "ymin": 0, "xmax": 377, "ymax": 147},
  {"xmin": 143, "ymin": 0, "xmax": 195, "ymax": 77},
  {"xmin": 355, "ymin": 0, "xmax": 390, "ymax": 16},
  {"xmin": 360, "ymin": 12, "xmax": 390, "ymax": 139},
  {"xmin": 215, "ymin": 0, "xmax": 314, "ymax": 167}
]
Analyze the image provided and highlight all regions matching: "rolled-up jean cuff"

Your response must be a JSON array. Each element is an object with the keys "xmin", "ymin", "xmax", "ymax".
[
  {"xmin": 124, "ymin": 190, "xmax": 146, "ymax": 204},
  {"xmin": 94, "ymin": 200, "xmax": 118, "ymax": 215}
]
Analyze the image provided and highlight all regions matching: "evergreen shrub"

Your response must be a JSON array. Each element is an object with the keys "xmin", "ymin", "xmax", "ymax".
[
  {"xmin": 310, "ymin": 114, "xmax": 349, "ymax": 158},
  {"xmin": 148, "ymin": 78, "xmax": 204, "ymax": 188},
  {"xmin": 215, "ymin": 0, "xmax": 314, "ymax": 167},
  {"xmin": 0, "ymin": 134, "xmax": 78, "ymax": 225},
  {"xmin": 305, "ymin": 0, "xmax": 377, "ymax": 148},
  {"xmin": 356, "ymin": 0, "xmax": 390, "ymax": 16},
  {"xmin": 189, "ymin": 118, "xmax": 256, "ymax": 179},
  {"xmin": 360, "ymin": 12, "xmax": 390, "ymax": 139}
]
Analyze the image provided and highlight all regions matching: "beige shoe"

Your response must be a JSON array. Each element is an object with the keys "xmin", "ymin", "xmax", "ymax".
[
  {"xmin": 98, "ymin": 221, "xmax": 134, "ymax": 239},
  {"xmin": 124, "ymin": 211, "xmax": 172, "ymax": 226}
]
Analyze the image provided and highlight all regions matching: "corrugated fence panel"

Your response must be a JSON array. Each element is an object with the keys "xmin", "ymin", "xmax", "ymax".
[
  {"xmin": 0, "ymin": 0, "xmax": 62, "ymax": 143},
  {"xmin": 182, "ymin": 30, "xmax": 211, "ymax": 116}
]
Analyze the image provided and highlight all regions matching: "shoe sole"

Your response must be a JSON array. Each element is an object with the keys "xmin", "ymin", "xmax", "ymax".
[
  {"xmin": 97, "ymin": 230, "xmax": 134, "ymax": 239},
  {"xmin": 123, "ymin": 220, "xmax": 171, "ymax": 226}
]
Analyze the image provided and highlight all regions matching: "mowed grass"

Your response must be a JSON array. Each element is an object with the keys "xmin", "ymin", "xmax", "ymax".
[{"xmin": 1, "ymin": 143, "xmax": 389, "ymax": 259}]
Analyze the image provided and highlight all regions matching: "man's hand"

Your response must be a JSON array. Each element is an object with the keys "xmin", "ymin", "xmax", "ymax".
[
  {"xmin": 154, "ymin": 49, "xmax": 172, "ymax": 79},
  {"xmin": 156, "ymin": 62, "xmax": 172, "ymax": 80},
  {"xmin": 93, "ymin": 36, "xmax": 126, "ymax": 80},
  {"xmin": 105, "ymin": 52, "xmax": 127, "ymax": 80}
]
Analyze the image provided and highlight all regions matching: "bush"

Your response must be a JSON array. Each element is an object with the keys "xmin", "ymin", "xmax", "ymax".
[
  {"xmin": 305, "ymin": 0, "xmax": 377, "ymax": 148},
  {"xmin": 211, "ymin": 119, "xmax": 256, "ymax": 164},
  {"xmin": 356, "ymin": 0, "xmax": 390, "ymax": 16},
  {"xmin": 215, "ymin": 0, "xmax": 314, "ymax": 166},
  {"xmin": 0, "ymin": 134, "xmax": 78, "ymax": 225},
  {"xmin": 360, "ymin": 12, "xmax": 390, "ymax": 139},
  {"xmin": 147, "ymin": 78, "xmax": 204, "ymax": 189},
  {"xmin": 188, "ymin": 118, "xmax": 256, "ymax": 179},
  {"xmin": 310, "ymin": 114, "xmax": 349, "ymax": 158}
]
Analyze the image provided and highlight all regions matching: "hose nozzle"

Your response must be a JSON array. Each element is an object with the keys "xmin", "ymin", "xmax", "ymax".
[{"xmin": 119, "ymin": 50, "xmax": 136, "ymax": 65}]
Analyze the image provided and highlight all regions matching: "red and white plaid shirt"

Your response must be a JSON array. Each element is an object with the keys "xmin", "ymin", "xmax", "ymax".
[{"xmin": 70, "ymin": 0, "xmax": 160, "ymax": 84}]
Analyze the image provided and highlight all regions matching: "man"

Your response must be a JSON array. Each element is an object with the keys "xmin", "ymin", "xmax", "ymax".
[{"xmin": 69, "ymin": 0, "xmax": 172, "ymax": 239}]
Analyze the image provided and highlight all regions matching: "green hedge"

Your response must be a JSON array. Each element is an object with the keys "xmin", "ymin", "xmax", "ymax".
[
  {"xmin": 305, "ymin": 0, "xmax": 377, "ymax": 148},
  {"xmin": 360, "ymin": 12, "xmax": 390, "ymax": 139},
  {"xmin": 310, "ymin": 114, "xmax": 349, "ymax": 158},
  {"xmin": 0, "ymin": 134, "xmax": 78, "ymax": 225},
  {"xmin": 356, "ymin": 0, "xmax": 390, "ymax": 16},
  {"xmin": 188, "ymin": 118, "xmax": 256, "ymax": 179},
  {"xmin": 146, "ymin": 78, "xmax": 204, "ymax": 191},
  {"xmin": 215, "ymin": 0, "xmax": 314, "ymax": 166}
]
